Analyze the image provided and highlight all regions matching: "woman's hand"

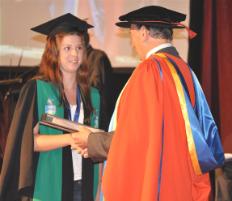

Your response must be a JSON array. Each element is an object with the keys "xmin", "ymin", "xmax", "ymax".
[
  {"xmin": 33, "ymin": 122, "xmax": 79, "ymax": 151},
  {"xmin": 71, "ymin": 126, "xmax": 92, "ymax": 149},
  {"xmin": 70, "ymin": 126, "xmax": 92, "ymax": 157}
]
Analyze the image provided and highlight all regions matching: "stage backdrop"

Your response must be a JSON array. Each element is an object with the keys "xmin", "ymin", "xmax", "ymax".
[{"xmin": 0, "ymin": 0, "xmax": 190, "ymax": 67}]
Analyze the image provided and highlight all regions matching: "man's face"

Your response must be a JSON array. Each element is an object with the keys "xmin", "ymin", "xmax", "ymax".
[{"xmin": 130, "ymin": 24, "xmax": 144, "ymax": 60}]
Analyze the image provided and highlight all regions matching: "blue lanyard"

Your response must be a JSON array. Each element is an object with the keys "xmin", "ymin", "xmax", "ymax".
[{"xmin": 67, "ymin": 86, "xmax": 81, "ymax": 123}]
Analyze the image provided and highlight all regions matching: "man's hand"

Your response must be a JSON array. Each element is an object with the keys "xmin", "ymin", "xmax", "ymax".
[
  {"xmin": 70, "ymin": 125, "xmax": 105, "ymax": 158},
  {"xmin": 71, "ymin": 126, "xmax": 92, "ymax": 149}
]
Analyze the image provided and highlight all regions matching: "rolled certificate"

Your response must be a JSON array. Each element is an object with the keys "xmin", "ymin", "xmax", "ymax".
[{"xmin": 40, "ymin": 113, "xmax": 104, "ymax": 133}]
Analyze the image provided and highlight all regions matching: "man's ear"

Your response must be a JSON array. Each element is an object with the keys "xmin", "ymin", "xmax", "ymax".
[{"xmin": 139, "ymin": 25, "xmax": 150, "ymax": 42}]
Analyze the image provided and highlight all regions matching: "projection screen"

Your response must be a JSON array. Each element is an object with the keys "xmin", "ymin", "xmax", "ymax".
[{"xmin": 0, "ymin": 0, "xmax": 190, "ymax": 67}]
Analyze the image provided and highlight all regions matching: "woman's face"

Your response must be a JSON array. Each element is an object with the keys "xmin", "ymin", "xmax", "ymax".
[{"xmin": 59, "ymin": 34, "xmax": 85, "ymax": 74}]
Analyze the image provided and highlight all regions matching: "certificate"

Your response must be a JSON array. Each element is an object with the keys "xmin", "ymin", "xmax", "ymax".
[{"xmin": 40, "ymin": 113, "xmax": 104, "ymax": 133}]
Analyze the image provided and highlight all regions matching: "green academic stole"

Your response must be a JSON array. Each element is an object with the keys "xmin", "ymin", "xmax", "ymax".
[
  {"xmin": 33, "ymin": 80, "xmax": 101, "ymax": 201},
  {"xmin": 89, "ymin": 87, "xmax": 101, "ymax": 198},
  {"xmin": 33, "ymin": 80, "xmax": 63, "ymax": 201}
]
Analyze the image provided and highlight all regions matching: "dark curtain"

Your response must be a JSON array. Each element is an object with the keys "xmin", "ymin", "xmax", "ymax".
[
  {"xmin": 214, "ymin": 0, "xmax": 232, "ymax": 153},
  {"xmin": 189, "ymin": 1, "xmax": 232, "ymax": 200},
  {"xmin": 189, "ymin": 0, "xmax": 232, "ymax": 153}
]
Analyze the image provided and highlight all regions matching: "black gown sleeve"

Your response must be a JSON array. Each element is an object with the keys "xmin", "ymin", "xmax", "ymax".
[{"xmin": 0, "ymin": 80, "xmax": 38, "ymax": 201}]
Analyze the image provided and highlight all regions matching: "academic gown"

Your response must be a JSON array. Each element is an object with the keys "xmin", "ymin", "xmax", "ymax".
[
  {"xmin": 0, "ymin": 79, "xmax": 95, "ymax": 201},
  {"xmin": 101, "ymin": 46, "xmax": 219, "ymax": 201}
]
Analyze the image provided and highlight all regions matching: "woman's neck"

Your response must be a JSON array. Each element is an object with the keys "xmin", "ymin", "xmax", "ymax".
[
  {"xmin": 62, "ymin": 73, "xmax": 77, "ymax": 90},
  {"xmin": 62, "ymin": 73, "xmax": 78, "ymax": 105}
]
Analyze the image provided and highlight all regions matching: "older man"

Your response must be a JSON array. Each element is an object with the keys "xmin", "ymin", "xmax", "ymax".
[{"xmin": 75, "ymin": 5, "xmax": 224, "ymax": 201}]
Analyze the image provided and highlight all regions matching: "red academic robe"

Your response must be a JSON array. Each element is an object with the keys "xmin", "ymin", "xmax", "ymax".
[{"xmin": 102, "ymin": 53, "xmax": 210, "ymax": 201}]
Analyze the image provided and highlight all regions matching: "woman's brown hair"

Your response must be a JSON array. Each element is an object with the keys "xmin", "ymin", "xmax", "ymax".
[{"xmin": 38, "ymin": 29, "xmax": 93, "ymax": 119}]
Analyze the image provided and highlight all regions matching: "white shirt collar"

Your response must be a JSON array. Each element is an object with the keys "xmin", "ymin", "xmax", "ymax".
[{"xmin": 146, "ymin": 43, "xmax": 173, "ymax": 59}]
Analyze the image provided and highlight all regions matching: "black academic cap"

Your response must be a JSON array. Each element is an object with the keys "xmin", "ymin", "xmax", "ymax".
[
  {"xmin": 31, "ymin": 13, "xmax": 93, "ymax": 35},
  {"xmin": 116, "ymin": 6, "xmax": 186, "ymax": 29}
]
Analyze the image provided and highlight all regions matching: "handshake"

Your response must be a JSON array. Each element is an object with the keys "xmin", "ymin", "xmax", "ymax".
[
  {"xmin": 70, "ymin": 125, "xmax": 101, "ymax": 158},
  {"xmin": 40, "ymin": 113, "xmax": 104, "ymax": 158}
]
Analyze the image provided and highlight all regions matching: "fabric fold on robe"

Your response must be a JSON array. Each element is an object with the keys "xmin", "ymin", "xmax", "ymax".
[{"xmin": 102, "ymin": 53, "xmax": 213, "ymax": 201}]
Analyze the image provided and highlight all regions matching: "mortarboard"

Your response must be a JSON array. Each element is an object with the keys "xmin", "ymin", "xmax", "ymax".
[
  {"xmin": 31, "ymin": 13, "xmax": 93, "ymax": 36},
  {"xmin": 116, "ymin": 6, "xmax": 186, "ymax": 29},
  {"xmin": 116, "ymin": 6, "xmax": 197, "ymax": 38}
]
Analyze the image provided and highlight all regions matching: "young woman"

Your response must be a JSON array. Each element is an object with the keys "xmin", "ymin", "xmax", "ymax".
[{"xmin": 0, "ymin": 13, "xmax": 103, "ymax": 201}]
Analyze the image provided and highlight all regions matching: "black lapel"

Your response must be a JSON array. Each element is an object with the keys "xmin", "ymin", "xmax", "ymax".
[{"xmin": 157, "ymin": 46, "xmax": 180, "ymax": 57}]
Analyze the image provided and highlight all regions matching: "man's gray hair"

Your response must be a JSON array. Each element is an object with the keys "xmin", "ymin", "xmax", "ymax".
[
  {"xmin": 149, "ymin": 26, "xmax": 173, "ymax": 41},
  {"xmin": 135, "ymin": 24, "xmax": 173, "ymax": 41}
]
